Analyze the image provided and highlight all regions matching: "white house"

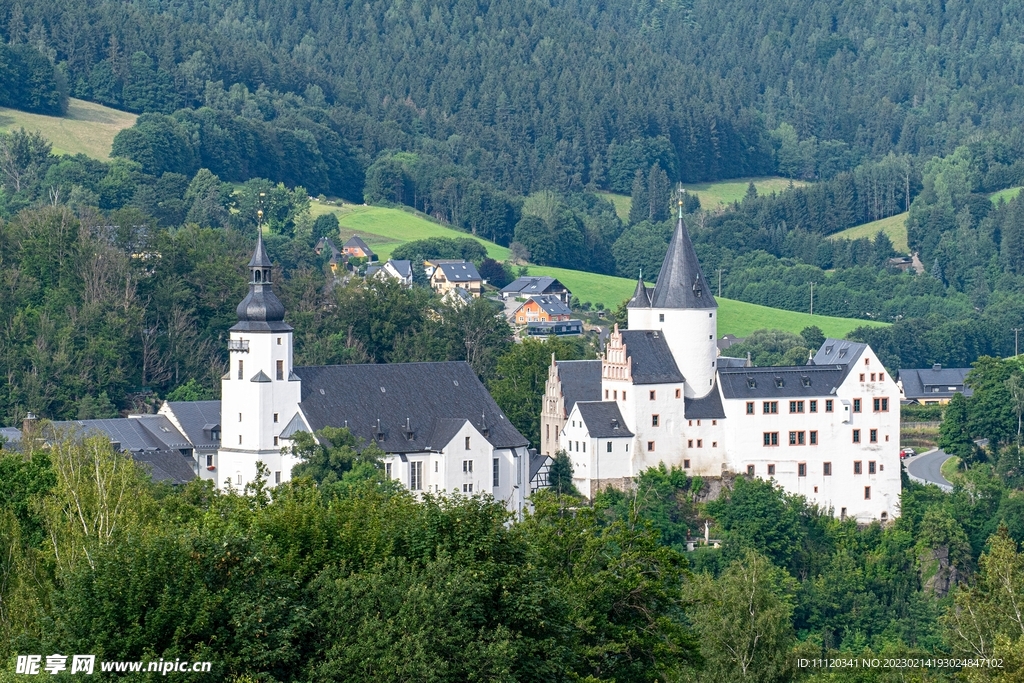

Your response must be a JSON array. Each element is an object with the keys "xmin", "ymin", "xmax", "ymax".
[
  {"xmin": 551, "ymin": 197, "xmax": 901, "ymax": 522},
  {"xmin": 214, "ymin": 233, "xmax": 532, "ymax": 516}
]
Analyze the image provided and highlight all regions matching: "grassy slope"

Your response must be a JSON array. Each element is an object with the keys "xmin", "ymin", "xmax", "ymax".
[
  {"xmin": 598, "ymin": 176, "xmax": 807, "ymax": 219},
  {"xmin": 0, "ymin": 98, "xmax": 136, "ymax": 159},
  {"xmin": 990, "ymin": 187, "xmax": 1023, "ymax": 204},
  {"xmin": 312, "ymin": 201, "xmax": 885, "ymax": 338},
  {"xmin": 829, "ymin": 213, "xmax": 909, "ymax": 253}
]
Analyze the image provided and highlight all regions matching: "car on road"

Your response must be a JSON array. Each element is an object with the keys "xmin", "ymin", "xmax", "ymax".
[{"xmin": 900, "ymin": 447, "xmax": 916, "ymax": 458}]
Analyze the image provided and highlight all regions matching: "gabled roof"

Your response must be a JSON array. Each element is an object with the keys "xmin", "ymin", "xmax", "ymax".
[
  {"xmin": 627, "ymin": 276, "xmax": 652, "ymax": 308},
  {"xmin": 162, "ymin": 401, "xmax": 221, "ymax": 449},
  {"xmin": 436, "ymin": 261, "xmax": 482, "ymax": 282},
  {"xmin": 621, "ymin": 330, "xmax": 684, "ymax": 384},
  {"xmin": 426, "ymin": 418, "xmax": 471, "ymax": 450},
  {"xmin": 0, "ymin": 426, "xmax": 21, "ymax": 444},
  {"xmin": 280, "ymin": 412, "xmax": 311, "ymax": 439},
  {"xmin": 898, "ymin": 366, "xmax": 973, "ymax": 399},
  {"xmin": 685, "ymin": 385, "xmax": 727, "ymax": 419},
  {"xmin": 387, "ymin": 259, "xmax": 413, "ymax": 278},
  {"xmin": 575, "ymin": 401, "xmax": 633, "ymax": 438},
  {"xmin": 649, "ymin": 211, "xmax": 717, "ymax": 310},
  {"xmin": 556, "ymin": 359, "xmax": 603, "ymax": 414},
  {"xmin": 365, "ymin": 264, "xmax": 382, "ymax": 276},
  {"xmin": 812, "ymin": 338, "xmax": 867, "ymax": 369},
  {"xmin": 718, "ymin": 365, "xmax": 847, "ymax": 399},
  {"xmin": 501, "ymin": 276, "xmax": 567, "ymax": 296},
  {"xmin": 515, "ymin": 295, "xmax": 571, "ymax": 318},
  {"xmin": 343, "ymin": 235, "xmax": 374, "ymax": 254},
  {"xmin": 294, "ymin": 361, "xmax": 528, "ymax": 453}
]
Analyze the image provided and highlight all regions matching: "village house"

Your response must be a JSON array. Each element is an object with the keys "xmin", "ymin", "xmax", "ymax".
[
  {"xmin": 898, "ymin": 365, "xmax": 973, "ymax": 404},
  {"xmin": 501, "ymin": 276, "xmax": 571, "ymax": 305},
  {"xmin": 430, "ymin": 260, "xmax": 483, "ymax": 298},
  {"xmin": 511, "ymin": 295, "xmax": 572, "ymax": 324},
  {"xmin": 342, "ymin": 235, "xmax": 377, "ymax": 261}
]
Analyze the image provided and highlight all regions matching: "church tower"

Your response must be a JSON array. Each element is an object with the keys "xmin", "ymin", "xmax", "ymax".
[
  {"xmin": 217, "ymin": 229, "xmax": 303, "ymax": 490},
  {"xmin": 626, "ymin": 192, "xmax": 718, "ymax": 398}
]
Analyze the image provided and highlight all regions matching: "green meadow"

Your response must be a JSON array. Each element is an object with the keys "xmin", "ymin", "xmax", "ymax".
[
  {"xmin": 829, "ymin": 212, "xmax": 909, "ymax": 253},
  {"xmin": 0, "ymin": 98, "xmax": 136, "ymax": 159}
]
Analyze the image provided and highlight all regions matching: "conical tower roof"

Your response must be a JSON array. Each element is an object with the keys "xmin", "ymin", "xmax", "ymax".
[
  {"xmin": 248, "ymin": 230, "xmax": 273, "ymax": 268},
  {"xmin": 649, "ymin": 197, "xmax": 717, "ymax": 309},
  {"xmin": 626, "ymin": 273, "xmax": 651, "ymax": 308}
]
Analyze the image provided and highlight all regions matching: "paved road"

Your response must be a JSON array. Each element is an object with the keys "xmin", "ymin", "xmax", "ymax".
[{"xmin": 905, "ymin": 448, "xmax": 954, "ymax": 491}]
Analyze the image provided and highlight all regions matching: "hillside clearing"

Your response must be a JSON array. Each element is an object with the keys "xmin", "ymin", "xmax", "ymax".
[
  {"xmin": 829, "ymin": 213, "xmax": 909, "ymax": 253},
  {"xmin": 990, "ymin": 187, "xmax": 1022, "ymax": 204},
  {"xmin": 598, "ymin": 176, "xmax": 807, "ymax": 221},
  {"xmin": 0, "ymin": 98, "xmax": 136, "ymax": 160}
]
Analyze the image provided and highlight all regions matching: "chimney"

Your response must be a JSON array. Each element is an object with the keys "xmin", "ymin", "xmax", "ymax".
[
  {"xmin": 22, "ymin": 411, "xmax": 37, "ymax": 435},
  {"xmin": 932, "ymin": 363, "xmax": 942, "ymax": 372}
]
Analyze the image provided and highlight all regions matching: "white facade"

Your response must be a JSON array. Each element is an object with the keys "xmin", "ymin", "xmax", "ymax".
[{"xmin": 627, "ymin": 307, "xmax": 718, "ymax": 397}]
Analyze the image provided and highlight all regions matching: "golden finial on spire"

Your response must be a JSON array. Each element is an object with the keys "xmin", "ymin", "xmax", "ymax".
[{"xmin": 677, "ymin": 182, "xmax": 685, "ymax": 220}]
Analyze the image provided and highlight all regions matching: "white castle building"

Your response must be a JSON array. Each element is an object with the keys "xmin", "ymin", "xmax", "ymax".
[
  {"xmin": 545, "ymin": 200, "xmax": 901, "ymax": 522},
  {"xmin": 213, "ymin": 233, "xmax": 532, "ymax": 517}
]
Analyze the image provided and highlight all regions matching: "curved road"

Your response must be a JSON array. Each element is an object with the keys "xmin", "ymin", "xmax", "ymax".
[{"xmin": 905, "ymin": 448, "xmax": 954, "ymax": 491}]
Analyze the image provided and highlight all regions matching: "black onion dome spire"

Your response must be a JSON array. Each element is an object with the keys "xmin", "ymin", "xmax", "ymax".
[
  {"xmin": 649, "ymin": 190, "xmax": 718, "ymax": 310},
  {"xmin": 231, "ymin": 231, "xmax": 292, "ymax": 332}
]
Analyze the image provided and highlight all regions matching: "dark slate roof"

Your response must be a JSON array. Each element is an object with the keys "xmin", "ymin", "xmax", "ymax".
[
  {"xmin": 437, "ymin": 261, "xmax": 482, "ymax": 282},
  {"xmin": 529, "ymin": 451, "xmax": 550, "ymax": 482},
  {"xmin": 719, "ymin": 365, "xmax": 847, "ymax": 399},
  {"xmin": 812, "ymin": 338, "xmax": 867, "ymax": 369},
  {"xmin": 649, "ymin": 212, "xmax": 717, "ymax": 310},
  {"xmin": 232, "ymin": 235, "xmax": 292, "ymax": 333},
  {"xmin": 556, "ymin": 360, "xmax": 603, "ymax": 414},
  {"xmin": 280, "ymin": 412, "xmax": 309, "ymax": 439},
  {"xmin": 0, "ymin": 427, "xmax": 21, "ymax": 444},
  {"xmin": 388, "ymin": 259, "xmax": 413, "ymax": 278},
  {"xmin": 45, "ymin": 416, "xmax": 196, "ymax": 484},
  {"xmin": 621, "ymin": 330, "xmax": 684, "ymax": 384},
  {"xmin": 575, "ymin": 401, "xmax": 634, "ymax": 438},
  {"xmin": 163, "ymin": 401, "xmax": 221, "ymax": 449},
  {"xmin": 294, "ymin": 361, "xmax": 529, "ymax": 453},
  {"xmin": 344, "ymin": 235, "xmax": 374, "ymax": 254},
  {"xmin": 626, "ymin": 276, "xmax": 652, "ymax": 308},
  {"xmin": 899, "ymin": 366, "xmax": 973, "ymax": 400},
  {"xmin": 685, "ymin": 384, "xmax": 727, "ymax": 419},
  {"xmin": 315, "ymin": 236, "xmax": 340, "ymax": 255},
  {"xmin": 426, "ymin": 418, "xmax": 470, "ymax": 450},
  {"xmin": 365, "ymin": 264, "xmax": 382, "ymax": 276},
  {"xmin": 501, "ymin": 276, "xmax": 567, "ymax": 296},
  {"xmin": 520, "ymin": 295, "xmax": 571, "ymax": 317}
]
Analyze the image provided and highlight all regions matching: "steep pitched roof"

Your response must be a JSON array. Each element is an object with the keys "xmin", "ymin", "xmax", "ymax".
[
  {"xmin": 0, "ymin": 427, "xmax": 21, "ymax": 445},
  {"xmin": 294, "ymin": 362, "xmax": 528, "ymax": 453},
  {"xmin": 343, "ymin": 235, "xmax": 374, "ymax": 254},
  {"xmin": 515, "ymin": 295, "xmax": 571, "ymax": 318},
  {"xmin": 575, "ymin": 401, "xmax": 633, "ymax": 438},
  {"xmin": 626, "ymin": 276, "xmax": 652, "ymax": 308},
  {"xmin": 899, "ymin": 366, "xmax": 973, "ymax": 400},
  {"xmin": 718, "ymin": 366, "xmax": 847, "ymax": 399},
  {"xmin": 162, "ymin": 401, "xmax": 221, "ymax": 449},
  {"xmin": 621, "ymin": 330, "xmax": 684, "ymax": 384},
  {"xmin": 649, "ymin": 212, "xmax": 717, "ymax": 309},
  {"xmin": 387, "ymin": 259, "xmax": 413, "ymax": 278},
  {"xmin": 556, "ymin": 359, "xmax": 603, "ymax": 414},
  {"xmin": 812, "ymin": 338, "xmax": 867, "ymax": 368},
  {"xmin": 249, "ymin": 232, "xmax": 273, "ymax": 268},
  {"xmin": 685, "ymin": 385, "xmax": 727, "ymax": 419},
  {"xmin": 501, "ymin": 276, "xmax": 567, "ymax": 296},
  {"xmin": 436, "ymin": 261, "xmax": 482, "ymax": 282}
]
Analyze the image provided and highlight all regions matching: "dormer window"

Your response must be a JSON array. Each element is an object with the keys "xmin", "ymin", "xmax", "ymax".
[
  {"xmin": 692, "ymin": 277, "xmax": 702, "ymax": 298},
  {"xmin": 801, "ymin": 376, "xmax": 811, "ymax": 387},
  {"xmin": 774, "ymin": 377, "xmax": 784, "ymax": 388},
  {"xmin": 747, "ymin": 377, "xmax": 756, "ymax": 388}
]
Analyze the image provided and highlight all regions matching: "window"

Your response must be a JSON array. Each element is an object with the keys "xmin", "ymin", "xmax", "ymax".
[
  {"xmin": 763, "ymin": 432, "xmax": 779, "ymax": 446},
  {"xmin": 238, "ymin": 359, "xmax": 244, "ymax": 379},
  {"xmin": 652, "ymin": 414, "xmax": 660, "ymax": 427},
  {"xmin": 854, "ymin": 461, "xmax": 862, "ymax": 474},
  {"xmin": 273, "ymin": 413, "xmax": 279, "ymax": 423},
  {"xmin": 410, "ymin": 462, "xmax": 423, "ymax": 491},
  {"xmin": 684, "ymin": 459, "xmax": 691, "ymax": 468},
  {"xmin": 493, "ymin": 458, "xmax": 500, "ymax": 487},
  {"xmin": 873, "ymin": 397, "xmax": 889, "ymax": 412},
  {"xmin": 688, "ymin": 439, "xmax": 693, "ymax": 448},
  {"xmin": 767, "ymin": 464, "xmax": 775, "ymax": 475},
  {"xmin": 712, "ymin": 441, "xmax": 718, "ymax": 447},
  {"xmin": 238, "ymin": 435, "xmax": 242, "ymax": 445},
  {"xmin": 789, "ymin": 400, "xmax": 805, "ymax": 413},
  {"xmin": 870, "ymin": 429, "xmax": 878, "ymax": 443},
  {"xmin": 869, "ymin": 460, "xmax": 876, "ymax": 474},
  {"xmin": 546, "ymin": 424, "xmax": 550, "ymax": 442},
  {"xmin": 463, "ymin": 483, "xmax": 473, "ymax": 493},
  {"xmin": 583, "ymin": 442, "xmax": 586, "ymax": 452},
  {"xmin": 275, "ymin": 471, "xmax": 281, "ymax": 484},
  {"xmin": 864, "ymin": 486, "xmax": 871, "ymax": 500},
  {"xmin": 649, "ymin": 390, "xmax": 656, "ymax": 400},
  {"xmin": 236, "ymin": 473, "xmax": 242, "ymax": 485},
  {"xmin": 605, "ymin": 389, "xmax": 609, "ymax": 399},
  {"xmin": 435, "ymin": 462, "xmax": 439, "ymax": 472},
  {"xmin": 273, "ymin": 436, "xmax": 279, "ymax": 446},
  {"xmin": 623, "ymin": 391, "xmax": 626, "ymax": 400},
  {"xmin": 659, "ymin": 313, "xmax": 665, "ymax": 322},
  {"xmin": 746, "ymin": 401, "xmax": 755, "ymax": 415},
  {"xmin": 647, "ymin": 441, "xmax": 655, "ymax": 451},
  {"xmin": 841, "ymin": 507, "xmax": 847, "ymax": 519},
  {"xmin": 879, "ymin": 373, "xmax": 885, "ymax": 381},
  {"xmin": 853, "ymin": 398, "xmax": 862, "ymax": 413},
  {"xmin": 697, "ymin": 439, "xmax": 703, "ymax": 447},
  {"xmin": 809, "ymin": 400, "xmax": 817, "ymax": 413},
  {"xmin": 798, "ymin": 463, "xmax": 807, "ymax": 477},
  {"xmin": 206, "ymin": 453, "xmax": 213, "ymax": 467},
  {"xmin": 860, "ymin": 373, "xmax": 865, "ymax": 381},
  {"xmin": 871, "ymin": 372, "xmax": 876, "ymax": 381},
  {"xmin": 853, "ymin": 429, "xmax": 861, "ymax": 443},
  {"xmin": 463, "ymin": 460, "xmax": 473, "ymax": 473},
  {"xmin": 276, "ymin": 359, "xmax": 284, "ymax": 380},
  {"xmin": 881, "ymin": 511, "xmax": 888, "ymax": 521},
  {"xmin": 763, "ymin": 401, "xmax": 778, "ymax": 414},
  {"xmin": 789, "ymin": 431, "xmax": 798, "ymax": 445},
  {"xmin": 826, "ymin": 399, "xmax": 834, "ymax": 412},
  {"xmin": 465, "ymin": 436, "xmax": 471, "ymax": 450},
  {"xmin": 747, "ymin": 464, "xmax": 755, "ymax": 475},
  {"xmin": 239, "ymin": 413, "xmax": 243, "ymax": 422},
  {"xmin": 790, "ymin": 431, "xmax": 805, "ymax": 445},
  {"xmin": 606, "ymin": 441, "xmax": 612, "ymax": 452},
  {"xmin": 688, "ymin": 420, "xmax": 692, "ymax": 426},
  {"xmin": 613, "ymin": 390, "xmax": 617, "ymax": 399},
  {"xmin": 385, "ymin": 463, "xmax": 392, "ymax": 478},
  {"xmin": 823, "ymin": 462, "xmax": 832, "ymax": 476},
  {"xmin": 810, "ymin": 430, "xmax": 818, "ymax": 445},
  {"xmin": 675, "ymin": 389, "xmax": 681, "ymax": 398}
]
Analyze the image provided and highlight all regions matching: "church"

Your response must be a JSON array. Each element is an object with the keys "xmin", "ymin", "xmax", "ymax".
[
  {"xmin": 213, "ymin": 233, "xmax": 533, "ymax": 517},
  {"xmin": 543, "ymin": 197, "xmax": 901, "ymax": 522}
]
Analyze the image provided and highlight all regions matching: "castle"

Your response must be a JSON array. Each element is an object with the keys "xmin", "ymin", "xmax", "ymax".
[{"xmin": 542, "ymin": 199, "xmax": 901, "ymax": 522}]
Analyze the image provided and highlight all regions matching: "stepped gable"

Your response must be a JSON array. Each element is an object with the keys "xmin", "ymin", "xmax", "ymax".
[
  {"xmin": 620, "ymin": 330, "xmax": 684, "ymax": 384},
  {"xmin": 232, "ymin": 232, "xmax": 292, "ymax": 332},
  {"xmin": 293, "ymin": 361, "xmax": 528, "ymax": 453},
  {"xmin": 649, "ymin": 208, "xmax": 717, "ymax": 310}
]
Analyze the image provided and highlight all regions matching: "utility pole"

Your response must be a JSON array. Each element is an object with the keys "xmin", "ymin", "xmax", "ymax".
[
  {"xmin": 810, "ymin": 282, "xmax": 815, "ymax": 316},
  {"xmin": 1015, "ymin": 327, "xmax": 1021, "ymax": 357},
  {"xmin": 717, "ymin": 269, "xmax": 723, "ymax": 297}
]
